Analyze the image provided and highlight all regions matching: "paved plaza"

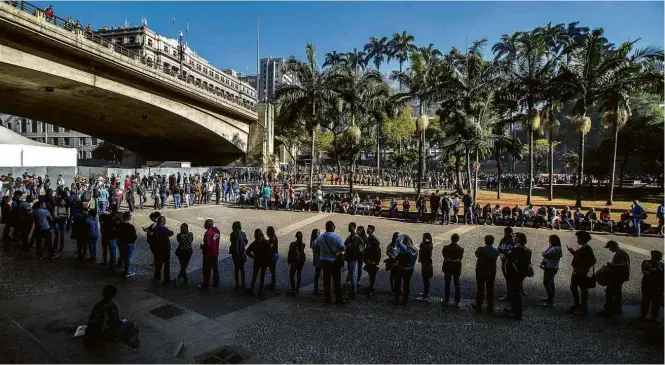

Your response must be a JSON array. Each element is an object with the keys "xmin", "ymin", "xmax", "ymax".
[{"xmin": 0, "ymin": 201, "xmax": 663, "ymax": 363}]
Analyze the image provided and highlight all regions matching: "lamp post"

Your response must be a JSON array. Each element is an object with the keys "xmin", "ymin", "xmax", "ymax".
[{"xmin": 178, "ymin": 31, "xmax": 184, "ymax": 77}]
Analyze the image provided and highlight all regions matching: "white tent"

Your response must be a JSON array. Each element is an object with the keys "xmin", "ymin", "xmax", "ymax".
[{"xmin": 0, "ymin": 126, "xmax": 77, "ymax": 167}]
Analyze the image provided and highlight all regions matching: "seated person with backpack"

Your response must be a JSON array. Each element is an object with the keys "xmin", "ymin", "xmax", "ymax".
[{"xmin": 84, "ymin": 285, "xmax": 139, "ymax": 349}]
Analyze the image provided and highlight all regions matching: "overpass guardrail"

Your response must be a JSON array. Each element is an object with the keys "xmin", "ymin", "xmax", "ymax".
[{"xmin": 2, "ymin": 1, "xmax": 257, "ymax": 116}]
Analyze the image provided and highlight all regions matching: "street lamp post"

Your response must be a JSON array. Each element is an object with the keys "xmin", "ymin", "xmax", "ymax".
[{"xmin": 178, "ymin": 31, "xmax": 184, "ymax": 77}]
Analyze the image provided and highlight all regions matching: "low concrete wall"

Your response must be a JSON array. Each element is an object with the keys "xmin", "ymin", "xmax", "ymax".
[{"xmin": 0, "ymin": 166, "xmax": 78, "ymax": 184}]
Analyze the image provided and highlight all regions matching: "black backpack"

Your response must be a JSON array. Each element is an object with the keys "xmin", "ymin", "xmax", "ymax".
[
  {"xmin": 93, "ymin": 187, "xmax": 99, "ymax": 198},
  {"xmin": 82, "ymin": 190, "xmax": 92, "ymax": 202}
]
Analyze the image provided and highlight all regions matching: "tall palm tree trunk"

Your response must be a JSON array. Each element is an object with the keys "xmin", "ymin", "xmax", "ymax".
[
  {"xmin": 548, "ymin": 132, "xmax": 554, "ymax": 201},
  {"xmin": 455, "ymin": 152, "xmax": 462, "ymax": 193},
  {"xmin": 606, "ymin": 124, "xmax": 619, "ymax": 206},
  {"xmin": 473, "ymin": 150, "xmax": 479, "ymax": 203},
  {"xmin": 417, "ymin": 130, "xmax": 424, "ymax": 197},
  {"xmin": 495, "ymin": 147, "xmax": 503, "ymax": 200},
  {"xmin": 308, "ymin": 127, "xmax": 316, "ymax": 195},
  {"xmin": 376, "ymin": 124, "xmax": 381, "ymax": 171},
  {"xmin": 527, "ymin": 125, "xmax": 534, "ymax": 205},
  {"xmin": 465, "ymin": 147, "xmax": 472, "ymax": 193},
  {"xmin": 575, "ymin": 130, "xmax": 585, "ymax": 208}
]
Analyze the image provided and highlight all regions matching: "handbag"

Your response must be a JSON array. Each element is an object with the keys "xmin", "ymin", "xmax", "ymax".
[
  {"xmin": 584, "ymin": 265, "xmax": 597, "ymax": 289},
  {"xmin": 323, "ymin": 235, "xmax": 344, "ymax": 268}
]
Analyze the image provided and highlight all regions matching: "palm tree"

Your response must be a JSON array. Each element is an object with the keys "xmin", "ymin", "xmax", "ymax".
[
  {"xmin": 328, "ymin": 62, "xmax": 388, "ymax": 193},
  {"xmin": 364, "ymin": 36, "xmax": 391, "ymax": 72},
  {"xmin": 274, "ymin": 43, "xmax": 336, "ymax": 194},
  {"xmin": 391, "ymin": 48, "xmax": 442, "ymax": 197},
  {"xmin": 323, "ymin": 51, "xmax": 344, "ymax": 69},
  {"xmin": 557, "ymin": 28, "xmax": 624, "ymax": 207},
  {"xmin": 541, "ymin": 103, "xmax": 561, "ymax": 201},
  {"xmin": 388, "ymin": 31, "xmax": 417, "ymax": 91},
  {"xmin": 419, "ymin": 43, "xmax": 442, "ymax": 64},
  {"xmin": 493, "ymin": 28, "xmax": 559, "ymax": 205},
  {"xmin": 597, "ymin": 41, "xmax": 664, "ymax": 205},
  {"xmin": 345, "ymin": 48, "xmax": 368, "ymax": 73}
]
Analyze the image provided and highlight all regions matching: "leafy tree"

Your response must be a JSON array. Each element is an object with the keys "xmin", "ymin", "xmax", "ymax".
[
  {"xmin": 525, "ymin": 138, "xmax": 560, "ymax": 173},
  {"xmin": 562, "ymin": 151, "xmax": 579, "ymax": 172},
  {"xmin": 388, "ymin": 31, "xmax": 417, "ymax": 91},
  {"xmin": 380, "ymin": 106, "xmax": 415, "ymax": 150},
  {"xmin": 92, "ymin": 142, "xmax": 123, "ymax": 163}
]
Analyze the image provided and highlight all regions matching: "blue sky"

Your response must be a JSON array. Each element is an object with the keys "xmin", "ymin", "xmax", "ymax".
[{"xmin": 34, "ymin": 1, "xmax": 664, "ymax": 75}]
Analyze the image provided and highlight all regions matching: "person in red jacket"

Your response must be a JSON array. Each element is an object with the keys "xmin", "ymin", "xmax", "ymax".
[{"xmin": 199, "ymin": 219, "xmax": 220, "ymax": 291}]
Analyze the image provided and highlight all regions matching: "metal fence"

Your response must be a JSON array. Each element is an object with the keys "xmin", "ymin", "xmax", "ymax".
[{"xmin": 4, "ymin": 0, "xmax": 257, "ymax": 113}]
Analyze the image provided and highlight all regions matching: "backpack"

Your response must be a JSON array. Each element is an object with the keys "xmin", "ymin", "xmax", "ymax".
[
  {"xmin": 82, "ymin": 190, "xmax": 92, "ymax": 202},
  {"xmin": 93, "ymin": 187, "xmax": 99, "ymax": 198}
]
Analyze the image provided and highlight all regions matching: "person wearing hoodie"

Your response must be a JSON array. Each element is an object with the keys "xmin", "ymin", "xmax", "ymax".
[
  {"xmin": 363, "ymin": 225, "xmax": 382, "ymax": 297},
  {"xmin": 199, "ymin": 219, "xmax": 221, "ymax": 291},
  {"xmin": 287, "ymin": 231, "xmax": 307, "ymax": 296},
  {"xmin": 392, "ymin": 234, "xmax": 418, "ymax": 305},
  {"xmin": 229, "ymin": 221, "xmax": 248, "ymax": 290},
  {"xmin": 246, "ymin": 228, "xmax": 272, "ymax": 298},
  {"xmin": 384, "ymin": 232, "xmax": 400, "ymax": 295},
  {"xmin": 442, "ymin": 233, "xmax": 464, "ymax": 306},
  {"xmin": 153, "ymin": 216, "xmax": 173, "ymax": 286},
  {"xmin": 418, "ymin": 233, "xmax": 434, "ymax": 300}
]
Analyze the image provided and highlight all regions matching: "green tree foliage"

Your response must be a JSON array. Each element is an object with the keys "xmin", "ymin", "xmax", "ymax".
[
  {"xmin": 525, "ymin": 138, "xmax": 561, "ymax": 173},
  {"xmin": 380, "ymin": 107, "xmax": 415, "ymax": 149}
]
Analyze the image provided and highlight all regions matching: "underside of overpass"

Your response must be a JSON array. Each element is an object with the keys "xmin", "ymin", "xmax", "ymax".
[{"xmin": 0, "ymin": 3, "xmax": 259, "ymax": 166}]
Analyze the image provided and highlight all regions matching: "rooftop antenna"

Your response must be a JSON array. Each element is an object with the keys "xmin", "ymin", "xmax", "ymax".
[{"xmin": 185, "ymin": 22, "xmax": 190, "ymax": 48}]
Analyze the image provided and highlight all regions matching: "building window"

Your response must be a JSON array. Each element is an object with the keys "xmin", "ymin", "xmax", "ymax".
[
  {"xmin": 65, "ymin": 137, "xmax": 70, "ymax": 146},
  {"xmin": 86, "ymin": 151, "xmax": 91, "ymax": 159},
  {"xmin": 53, "ymin": 125, "xmax": 59, "ymax": 132},
  {"xmin": 92, "ymin": 138, "xmax": 98, "ymax": 146},
  {"xmin": 148, "ymin": 38, "xmax": 153, "ymax": 47},
  {"xmin": 47, "ymin": 138, "xmax": 54, "ymax": 144},
  {"xmin": 116, "ymin": 37, "xmax": 123, "ymax": 44},
  {"xmin": 163, "ymin": 45, "xmax": 169, "ymax": 53},
  {"xmin": 31, "ymin": 121, "xmax": 37, "ymax": 133},
  {"xmin": 129, "ymin": 36, "xmax": 135, "ymax": 44},
  {"xmin": 172, "ymin": 50, "xmax": 177, "ymax": 57},
  {"xmin": 65, "ymin": 128, "xmax": 70, "ymax": 132},
  {"xmin": 196, "ymin": 64, "xmax": 201, "ymax": 71}
]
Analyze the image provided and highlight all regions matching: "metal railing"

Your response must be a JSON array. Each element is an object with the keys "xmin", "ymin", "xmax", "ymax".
[{"xmin": 4, "ymin": 0, "xmax": 257, "ymax": 114}]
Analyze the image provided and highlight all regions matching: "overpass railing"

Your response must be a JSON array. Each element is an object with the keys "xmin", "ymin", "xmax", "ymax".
[{"xmin": 3, "ymin": 1, "xmax": 257, "ymax": 114}]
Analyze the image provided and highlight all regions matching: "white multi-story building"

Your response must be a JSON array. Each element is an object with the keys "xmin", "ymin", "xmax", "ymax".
[
  {"xmin": 94, "ymin": 23, "xmax": 258, "ymax": 107},
  {"xmin": 259, "ymin": 57, "xmax": 294, "ymax": 102}
]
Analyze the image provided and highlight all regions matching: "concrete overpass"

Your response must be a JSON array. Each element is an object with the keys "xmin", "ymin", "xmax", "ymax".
[{"xmin": 0, "ymin": 2, "xmax": 270, "ymax": 165}]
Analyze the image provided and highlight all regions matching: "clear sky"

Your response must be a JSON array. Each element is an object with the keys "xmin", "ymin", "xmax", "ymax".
[{"xmin": 33, "ymin": 1, "xmax": 664, "ymax": 75}]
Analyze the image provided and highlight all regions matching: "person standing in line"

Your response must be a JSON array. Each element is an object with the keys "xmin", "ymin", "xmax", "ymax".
[
  {"xmin": 144, "ymin": 212, "xmax": 161, "ymax": 269},
  {"xmin": 442, "ymin": 233, "xmax": 464, "ymax": 306},
  {"xmin": 175, "ymin": 223, "xmax": 193, "ymax": 285},
  {"xmin": 86, "ymin": 209, "xmax": 100, "ymax": 263},
  {"xmin": 310, "ymin": 228, "xmax": 322, "ymax": 295},
  {"xmin": 153, "ymin": 216, "xmax": 173, "ymax": 287},
  {"xmin": 125, "ymin": 182, "xmax": 135, "ymax": 213},
  {"xmin": 229, "ymin": 221, "xmax": 248, "ymax": 290},
  {"xmin": 452, "ymin": 194, "xmax": 460, "ymax": 224},
  {"xmin": 441, "ymin": 192, "xmax": 451, "ymax": 225},
  {"xmin": 385, "ymin": 232, "xmax": 400, "ymax": 295},
  {"xmin": 392, "ymin": 234, "xmax": 418, "ymax": 305},
  {"xmin": 344, "ymin": 222, "xmax": 360, "ymax": 299},
  {"xmin": 417, "ymin": 233, "xmax": 434, "ymax": 301},
  {"xmin": 503, "ymin": 232, "xmax": 532, "ymax": 320},
  {"xmin": 246, "ymin": 228, "xmax": 271, "ymax": 298},
  {"xmin": 363, "ymin": 225, "xmax": 382, "ymax": 297},
  {"xmin": 100, "ymin": 212, "xmax": 118, "ymax": 267},
  {"xmin": 262, "ymin": 183, "xmax": 272, "ymax": 210},
  {"xmin": 315, "ymin": 221, "xmax": 347, "ymax": 305},
  {"xmin": 287, "ymin": 231, "xmax": 306, "ymax": 296},
  {"xmin": 640, "ymin": 250, "xmax": 663, "ymax": 322},
  {"xmin": 173, "ymin": 185, "xmax": 181, "ymax": 209},
  {"xmin": 32, "ymin": 200, "xmax": 57, "ymax": 259},
  {"xmin": 116, "ymin": 212, "xmax": 137, "ymax": 277},
  {"xmin": 199, "ymin": 219, "xmax": 221, "ymax": 291},
  {"xmin": 266, "ymin": 226, "xmax": 279, "ymax": 289},
  {"xmin": 97, "ymin": 185, "xmax": 109, "ymax": 214},
  {"xmin": 541, "ymin": 235, "xmax": 563, "ymax": 307},
  {"xmin": 631, "ymin": 200, "xmax": 646, "ymax": 237},
  {"xmin": 462, "ymin": 191, "xmax": 473, "ymax": 224},
  {"xmin": 599, "ymin": 240, "xmax": 630, "ymax": 317},
  {"xmin": 656, "ymin": 203, "xmax": 664, "ymax": 236},
  {"xmin": 567, "ymin": 231, "xmax": 597, "ymax": 315},
  {"xmin": 497, "ymin": 227, "xmax": 514, "ymax": 301},
  {"xmin": 472, "ymin": 235, "xmax": 499, "ymax": 314}
]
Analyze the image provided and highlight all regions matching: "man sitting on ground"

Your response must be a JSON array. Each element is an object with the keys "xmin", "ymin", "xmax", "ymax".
[{"xmin": 84, "ymin": 285, "xmax": 139, "ymax": 349}]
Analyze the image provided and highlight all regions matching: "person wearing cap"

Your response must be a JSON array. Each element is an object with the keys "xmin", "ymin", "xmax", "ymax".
[
  {"xmin": 599, "ymin": 240, "xmax": 630, "ymax": 317},
  {"xmin": 640, "ymin": 250, "xmax": 664, "ymax": 322},
  {"xmin": 567, "ymin": 231, "xmax": 597, "ymax": 315}
]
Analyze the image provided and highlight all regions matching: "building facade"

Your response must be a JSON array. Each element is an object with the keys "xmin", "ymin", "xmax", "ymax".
[
  {"xmin": 94, "ymin": 23, "xmax": 258, "ymax": 107},
  {"xmin": 259, "ymin": 57, "xmax": 294, "ymax": 102},
  {"xmin": 0, "ymin": 114, "xmax": 102, "ymax": 160}
]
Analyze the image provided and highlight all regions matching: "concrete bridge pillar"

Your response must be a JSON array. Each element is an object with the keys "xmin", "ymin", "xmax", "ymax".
[{"xmin": 247, "ymin": 103, "xmax": 277, "ymax": 171}]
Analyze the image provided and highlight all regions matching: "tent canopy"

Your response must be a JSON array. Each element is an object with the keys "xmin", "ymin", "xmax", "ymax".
[{"xmin": 0, "ymin": 126, "xmax": 77, "ymax": 167}]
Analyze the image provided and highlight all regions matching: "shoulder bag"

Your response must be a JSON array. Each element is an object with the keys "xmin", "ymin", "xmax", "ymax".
[{"xmin": 323, "ymin": 235, "xmax": 345, "ymax": 269}]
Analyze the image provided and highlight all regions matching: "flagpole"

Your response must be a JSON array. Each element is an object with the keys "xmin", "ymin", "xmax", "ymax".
[{"xmin": 256, "ymin": 12, "xmax": 260, "ymax": 102}]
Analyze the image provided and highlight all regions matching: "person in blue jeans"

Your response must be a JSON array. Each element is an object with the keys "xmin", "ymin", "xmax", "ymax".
[
  {"xmin": 262, "ymin": 183, "xmax": 271, "ymax": 210},
  {"xmin": 86, "ymin": 209, "xmax": 100, "ymax": 262},
  {"xmin": 97, "ymin": 185, "xmax": 109, "ymax": 214},
  {"xmin": 116, "ymin": 212, "xmax": 138, "ymax": 277},
  {"xmin": 631, "ymin": 200, "xmax": 646, "ymax": 237}
]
